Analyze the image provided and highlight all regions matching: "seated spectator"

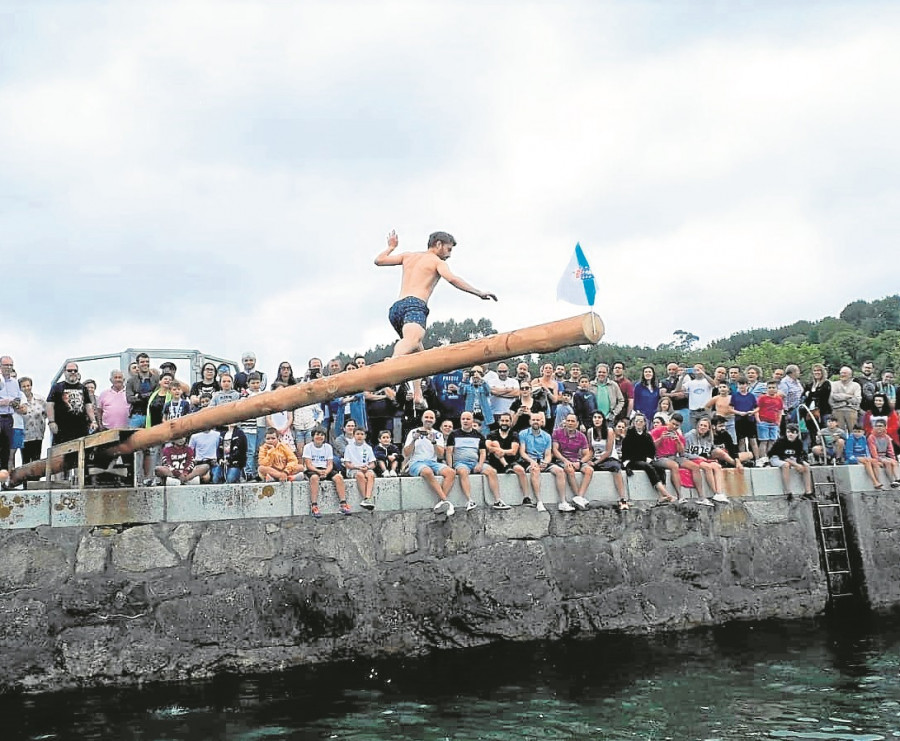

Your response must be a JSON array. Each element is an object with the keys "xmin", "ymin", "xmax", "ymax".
[
  {"xmin": 258, "ymin": 426, "xmax": 302, "ymax": 483},
  {"xmin": 155, "ymin": 437, "xmax": 209, "ymax": 485},
  {"xmin": 552, "ymin": 389, "xmax": 574, "ymax": 432},
  {"xmin": 586, "ymin": 410, "xmax": 628, "ymax": 509},
  {"xmin": 869, "ymin": 419, "xmax": 900, "ymax": 488},
  {"xmin": 650, "ymin": 413, "xmax": 697, "ymax": 503},
  {"xmin": 212, "ymin": 422, "xmax": 247, "ymax": 484},
  {"xmin": 845, "ymin": 424, "xmax": 882, "ymax": 489},
  {"xmin": 756, "ymin": 380, "xmax": 784, "ymax": 462},
  {"xmin": 188, "ymin": 427, "xmax": 220, "ymax": 484},
  {"xmin": 447, "ymin": 411, "xmax": 508, "ymax": 511},
  {"xmin": 550, "ymin": 412, "xmax": 594, "ymax": 511},
  {"xmin": 868, "ymin": 418, "xmax": 900, "ymax": 488},
  {"xmin": 459, "ymin": 365, "xmax": 494, "ymax": 427},
  {"xmin": 862, "ymin": 393, "xmax": 900, "ymax": 450},
  {"xmin": 374, "ymin": 429, "xmax": 403, "ymax": 477},
  {"xmin": 683, "ymin": 416, "xmax": 727, "ymax": 504},
  {"xmin": 485, "ymin": 411, "xmax": 530, "ymax": 498},
  {"xmin": 189, "ymin": 362, "xmax": 220, "ymax": 407},
  {"xmin": 710, "ymin": 415, "xmax": 753, "ymax": 469},
  {"xmin": 768, "ymin": 423, "xmax": 813, "ymax": 500},
  {"xmin": 517, "ymin": 411, "xmax": 559, "ymax": 512},
  {"xmin": 812, "ymin": 417, "xmax": 847, "ymax": 464},
  {"xmin": 633, "ymin": 365, "xmax": 661, "ymax": 423},
  {"xmin": 621, "ymin": 413, "xmax": 676, "ymax": 505},
  {"xmin": 96, "ymin": 370, "xmax": 129, "ymax": 431},
  {"xmin": 343, "ymin": 427, "xmax": 377, "ymax": 510},
  {"xmin": 403, "ymin": 410, "xmax": 456, "ymax": 515}
]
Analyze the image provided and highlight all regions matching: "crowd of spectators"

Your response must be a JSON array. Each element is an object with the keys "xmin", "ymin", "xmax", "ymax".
[{"xmin": 2, "ymin": 352, "xmax": 899, "ymax": 508}]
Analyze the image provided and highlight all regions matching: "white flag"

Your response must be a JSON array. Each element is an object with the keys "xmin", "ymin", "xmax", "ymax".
[{"xmin": 556, "ymin": 243, "xmax": 597, "ymax": 306}]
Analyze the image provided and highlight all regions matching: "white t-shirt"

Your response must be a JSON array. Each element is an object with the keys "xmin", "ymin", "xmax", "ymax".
[
  {"xmin": 484, "ymin": 372, "xmax": 520, "ymax": 416},
  {"xmin": 302, "ymin": 441, "xmax": 333, "ymax": 469},
  {"xmin": 404, "ymin": 428, "xmax": 445, "ymax": 463},
  {"xmin": 343, "ymin": 441, "xmax": 375, "ymax": 467},
  {"xmin": 683, "ymin": 377, "xmax": 713, "ymax": 411}
]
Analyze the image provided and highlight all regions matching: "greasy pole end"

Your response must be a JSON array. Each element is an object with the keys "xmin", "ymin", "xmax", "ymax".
[{"xmin": 582, "ymin": 312, "xmax": 605, "ymax": 344}]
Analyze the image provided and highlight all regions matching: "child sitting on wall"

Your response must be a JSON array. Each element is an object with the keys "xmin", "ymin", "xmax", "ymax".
[
  {"xmin": 258, "ymin": 427, "xmax": 302, "ymax": 483},
  {"xmin": 768, "ymin": 423, "xmax": 812, "ymax": 500}
]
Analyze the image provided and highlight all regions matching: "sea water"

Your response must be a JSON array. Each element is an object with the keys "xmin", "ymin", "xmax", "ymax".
[{"xmin": 4, "ymin": 611, "xmax": 900, "ymax": 740}]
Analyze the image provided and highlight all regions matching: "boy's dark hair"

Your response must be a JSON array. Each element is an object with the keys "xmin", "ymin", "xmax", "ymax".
[
  {"xmin": 378, "ymin": 429, "xmax": 392, "ymax": 437},
  {"xmin": 671, "ymin": 412, "xmax": 684, "ymax": 423},
  {"xmin": 737, "ymin": 376, "xmax": 748, "ymax": 384},
  {"xmin": 248, "ymin": 371, "xmax": 262, "ymax": 381},
  {"xmin": 265, "ymin": 426, "xmax": 278, "ymax": 436},
  {"xmin": 312, "ymin": 426, "xmax": 327, "ymax": 437},
  {"xmin": 786, "ymin": 423, "xmax": 800, "ymax": 433},
  {"xmin": 711, "ymin": 415, "xmax": 727, "ymax": 426},
  {"xmin": 852, "ymin": 424, "xmax": 865, "ymax": 431},
  {"xmin": 766, "ymin": 380, "xmax": 778, "ymax": 386},
  {"xmin": 428, "ymin": 231, "xmax": 456, "ymax": 248}
]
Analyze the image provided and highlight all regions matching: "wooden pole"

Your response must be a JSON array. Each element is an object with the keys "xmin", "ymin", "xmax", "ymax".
[{"xmin": 9, "ymin": 312, "xmax": 604, "ymax": 485}]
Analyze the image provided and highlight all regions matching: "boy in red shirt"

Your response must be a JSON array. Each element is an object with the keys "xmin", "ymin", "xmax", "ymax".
[{"xmin": 755, "ymin": 380, "xmax": 784, "ymax": 463}]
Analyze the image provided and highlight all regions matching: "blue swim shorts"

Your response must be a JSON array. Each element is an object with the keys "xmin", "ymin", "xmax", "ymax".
[{"xmin": 389, "ymin": 296, "xmax": 430, "ymax": 338}]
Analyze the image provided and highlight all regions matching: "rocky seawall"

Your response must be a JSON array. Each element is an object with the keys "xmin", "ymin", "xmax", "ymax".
[{"xmin": 2, "ymin": 464, "xmax": 899, "ymax": 694}]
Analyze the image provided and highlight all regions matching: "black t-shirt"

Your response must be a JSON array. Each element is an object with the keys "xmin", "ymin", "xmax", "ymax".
[
  {"xmin": 47, "ymin": 381, "xmax": 90, "ymax": 442},
  {"xmin": 486, "ymin": 428, "xmax": 520, "ymax": 469}
]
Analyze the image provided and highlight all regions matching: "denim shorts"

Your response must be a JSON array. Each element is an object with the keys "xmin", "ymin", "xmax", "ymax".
[
  {"xmin": 409, "ymin": 459, "xmax": 449, "ymax": 476},
  {"xmin": 757, "ymin": 421, "xmax": 779, "ymax": 441}
]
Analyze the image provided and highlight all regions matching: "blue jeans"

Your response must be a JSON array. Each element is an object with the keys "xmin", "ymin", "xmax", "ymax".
[
  {"xmin": 212, "ymin": 465, "xmax": 243, "ymax": 484},
  {"xmin": 245, "ymin": 431, "xmax": 259, "ymax": 479}
]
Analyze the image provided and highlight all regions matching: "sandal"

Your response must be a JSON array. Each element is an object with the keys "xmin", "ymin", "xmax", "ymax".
[
  {"xmin": 618, "ymin": 498, "xmax": 630, "ymax": 511},
  {"xmin": 654, "ymin": 498, "xmax": 671, "ymax": 507},
  {"xmin": 874, "ymin": 483, "xmax": 885, "ymax": 490}
]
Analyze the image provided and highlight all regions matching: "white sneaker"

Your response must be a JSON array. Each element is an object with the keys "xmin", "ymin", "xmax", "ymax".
[
  {"xmin": 536, "ymin": 501, "xmax": 547, "ymax": 512},
  {"xmin": 677, "ymin": 496, "xmax": 692, "ymax": 504},
  {"xmin": 572, "ymin": 495, "xmax": 589, "ymax": 511},
  {"xmin": 445, "ymin": 501, "xmax": 455, "ymax": 516},
  {"xmin": 465, "ymin": 500, "xmax": 478, "ymax": 512},
  {"xmin": 757, "ymin": 456, "xmax": 768, "ymax": 466},
  {"xmin": 558, "ymin": 501, "xmax": 576, "ymax": 512},
  {"xmin": 433, "ymin": 500, "xmax": 450, "ymax": 513},
  {"xmin": 712, "ymin": 493, "xmax": 730, "ymax": 503},
  {"xmin": 492, "ymin": 500, "xmax": 511, "ymax": 511},
  {"xmin": 697, "ymin": 498, "xmax": 715, "ymax": 507}
]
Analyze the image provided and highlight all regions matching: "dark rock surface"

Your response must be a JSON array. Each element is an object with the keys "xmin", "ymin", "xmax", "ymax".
[{"xmin": 0, "ymin": 499, "xmax": 832, "ymax": 693}]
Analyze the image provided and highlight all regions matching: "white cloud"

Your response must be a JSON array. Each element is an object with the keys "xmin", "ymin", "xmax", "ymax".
[{"xmin": 3, "ymin": 1, "xmax": 900, "ymax": 391}]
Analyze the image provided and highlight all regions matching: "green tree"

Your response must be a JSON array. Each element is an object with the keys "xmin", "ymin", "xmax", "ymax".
[{"xmin": 735, "ymin": 341, "xmax": 824, "ymax": 377}]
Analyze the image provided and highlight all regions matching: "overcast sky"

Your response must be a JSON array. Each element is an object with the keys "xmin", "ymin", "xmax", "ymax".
[{"xmin": 2, "ymin": 1, "xmax": 899, "ymax": 390}]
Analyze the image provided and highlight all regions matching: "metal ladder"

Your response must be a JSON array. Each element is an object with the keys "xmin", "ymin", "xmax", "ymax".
[{"xmin": 812, "ymin": 480, "xmax": 855, "ymax": 602}]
